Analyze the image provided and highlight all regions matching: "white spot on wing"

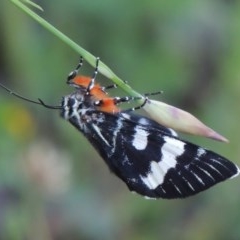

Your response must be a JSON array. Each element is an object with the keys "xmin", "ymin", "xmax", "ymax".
[
  {"xmin": 141, "ymin": 159, "xmax": 177, "ymax": 190},
  {"xmin": 121, "ymin": 113, "xmax": 131, "ymax": 119},
  {"xmin": 147, "ymin": 161, "xmax": 165, "ymax": 188},
  {"xmin": 197, "ymin": 148, "xmax": 206, "ymax": 158},
  {"xmin": 132, "ymin": 126, "xmax": 149, "ymax": 150},
  {"xmin": 138, "ymin": 118, "xmax": 149, "ymax": 125},
  {"xmin": 162, "ymin": 136, "xmax": 185, "ymax": 163},
  {"xmin": 141, "ymin": 137, "xmax": 185, "ymax": 190}
]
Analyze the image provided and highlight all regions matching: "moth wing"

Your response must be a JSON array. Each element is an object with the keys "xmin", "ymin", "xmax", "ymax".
[{"xmin": 84, "ymin": 112, "xmax": 240, "ymax": 199}]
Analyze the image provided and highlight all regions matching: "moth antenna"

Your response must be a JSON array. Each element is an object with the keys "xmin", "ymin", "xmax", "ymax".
[
  {"xmin": 38, "ymin": 98, "xmax": 61, "ymax": 109},
  {"xmin": 0, "ymin": 82, "xmax": 61, "ymax": 110}
]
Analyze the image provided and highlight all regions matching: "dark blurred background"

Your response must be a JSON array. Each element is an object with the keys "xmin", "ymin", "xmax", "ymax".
[{"xmin": 1, "ymin": 0, "xmax": 240, "ymax": 239}]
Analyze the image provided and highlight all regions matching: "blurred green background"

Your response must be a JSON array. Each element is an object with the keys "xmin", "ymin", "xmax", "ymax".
[{"xmin": 1, "ymin": 0, "xmax": 240, "ymax": 239}]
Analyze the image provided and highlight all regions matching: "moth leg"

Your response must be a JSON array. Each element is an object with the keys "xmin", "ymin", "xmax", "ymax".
[{"xmin": 67, "ymin": 56, "xmax": 84, "ymax": 82}]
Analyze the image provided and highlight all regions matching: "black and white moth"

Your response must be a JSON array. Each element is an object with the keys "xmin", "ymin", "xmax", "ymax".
[{"xmin": 1, "ymin": 57, "xmax": 239, "ymax": 199}]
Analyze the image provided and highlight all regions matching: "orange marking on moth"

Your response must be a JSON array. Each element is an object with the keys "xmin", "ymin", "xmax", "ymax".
[
  {"xmin": 97, "ymin": 98, "xmax": 120, "ymax": 113},
  {"xmin": 72, "ymin": 76, "xmax": 91, "ymax": 87},
  {"xmin": 72, "ymin": 76, "xmax": 108, "ymax": 99},
  {"xmin": 72, "ymin": 76, "xmax": 119, "ymax": 113}
]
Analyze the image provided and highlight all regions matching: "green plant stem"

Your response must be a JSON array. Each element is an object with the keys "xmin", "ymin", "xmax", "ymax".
[{"xmin": 10, "ymin": 0, "xmax": 142, "ymax": 98}]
